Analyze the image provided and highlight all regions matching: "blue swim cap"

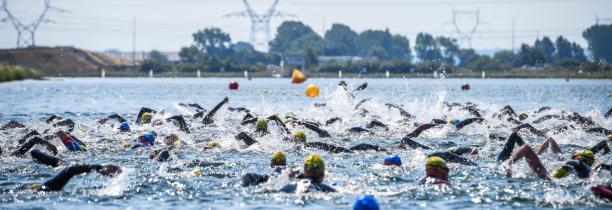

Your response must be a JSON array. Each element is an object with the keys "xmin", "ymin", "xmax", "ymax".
[
  {"xmin": 119, "ymin": 122, "xmax": 130, "ymax": 131},
  {"xmin": 383, "ymin": 154, "xmax": 402, "ymax": 166},
  {"xmin": 143, "ymin": 132, "xmax": 156, "ymax": 146},
  {"xmin": 449, "ymin": 119, "xmax": 461, "ymax": 125},
  {"xmin": 354, "ymin": 195, "xmax": 379, "ymax": 210}
]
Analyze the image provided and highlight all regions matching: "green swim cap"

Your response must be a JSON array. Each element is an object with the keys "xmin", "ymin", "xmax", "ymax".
[
  {"xmin": 304, "ymin": 153, "xmax": 324, "ymax": 169},
  {"xmin": 256, "ymin": 118, "xmax": 268, "ymax": 131},
  {"xmin": 271, "ymin": 150, "xmax": 287, "ymax": 166},
  {"xmin": 518, "ymin": 113, "xmax": 528, "ymax": 120},
  {"xmin": 573, "ymin": 150, "xmax": 594, "ymax": 166},
  {"xmin": 29, "ymin": 183, "xmax": 42, "ymax": 190},
  {"xmin": 293, "ymin": 130, "xmax": 306, "ymax": 143},
  {"xmin": 141, "ymin": 112, "xmax": 153, "ymax": 123},
  {"xmin": 426, "ymin": 156, "xmax": 448, "ymax": 169},
  {"xmin": 552, "ymin": 167, "xmax": 569, "ymax": 178}
]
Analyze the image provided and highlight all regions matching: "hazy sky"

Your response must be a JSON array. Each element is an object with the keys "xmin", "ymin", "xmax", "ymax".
[{"xmin": 1, "ymin": 0, "xmax": 611, "ymax": 52}]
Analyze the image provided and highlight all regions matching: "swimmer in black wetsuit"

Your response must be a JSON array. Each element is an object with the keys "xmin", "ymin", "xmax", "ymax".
[
  {"xmin": 241, "ymin": 150, "xmax": 289, "ymax": 187},
  {"xmin": 0, "ymin": 120, "xmax": 25, "ymax": 130},
  {"xmin": 29, "ymin": 164, "xmax": 121, "ymax": 191}
]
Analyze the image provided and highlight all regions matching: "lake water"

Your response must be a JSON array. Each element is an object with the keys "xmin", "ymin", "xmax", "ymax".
[{"xmin": 1, "ymin": 78, "xmax": 611, "ymax": 209}]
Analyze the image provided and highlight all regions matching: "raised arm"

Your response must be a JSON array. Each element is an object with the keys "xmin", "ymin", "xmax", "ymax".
[{"xmin": 203, "ymin": 96, "xmax": 229, "ymax": 125}]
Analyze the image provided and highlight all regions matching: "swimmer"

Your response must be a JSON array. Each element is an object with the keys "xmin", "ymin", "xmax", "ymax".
[
  {"xmin": 241, "ymin": 150, "xmax": 289, "ymax": 187},
  {"xmin": 29, "ymin": 164, "xmax": 121, "ymax": 191},
  {"xmin": 420, "ymin": 156, "xmax": 450, "ymax": 185},
  {"xmin": 279, "ymin": 153, "xmax": 336, "ymax": 193},
  {"xmin": 202, "ymin": 96, "xmax": 229, "ymax": 125}
]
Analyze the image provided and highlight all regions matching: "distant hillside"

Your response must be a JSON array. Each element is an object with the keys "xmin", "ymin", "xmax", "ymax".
[{"xmin": 0, "ymin": 47, "xmax": 135, "ymax": 76}]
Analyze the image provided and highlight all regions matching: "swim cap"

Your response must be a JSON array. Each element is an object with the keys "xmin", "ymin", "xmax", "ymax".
[
  {"xmin": 256, "ymin": 118, "xmax": 268, "ymax": 131},
  {"xmin": 29, "ymin": 183, "xmax": 42, "ymax": 191},
  {"xmin": 426, "ymin": 156, "xmax": 448, "ymax": 169},
  {"xmin": 271, "ymin": 150, "xmax": 287, "ymax": 167},
  {"xmin": 518, "ymin": 113, "xmax": 528, "ymax": 120},
  {"xmin": 143, "ymin": 132, "xmax": 156, "ymax": 146},
  {"xmin": 449, "ymin": 119, "xmax": 461, "ymax": 126},
  {"xmin": 141, "ymin": 112, "xmax": 153, "ymax": 123},
  {"xmin": 164, "ymin": 134, "xmax": 180, "ymax": 147},
  {"xmin": 119, "ymin": 121, "xmax": 130, "ymax": 131},
  {"xmin": 552, "ymin": 167, "xmax": 569, "ymax": 178},
  {"xmin": 293, "ymin": 130, "xmax": 306, "ymax": 143},
  {"xmin": 304, "ymin": 153, "xmax": 325, "ymax": 182},
  {"xmin": 192, "ymin": 168, "xmax": 202, "ymax": 176},
  {"xmin": 353, "ymin": 194, "xmax": 379, "ymax": 210},
  {"xmin": 383, "ymin": 154, "xmax": 402, "ymax": 166},
  {"xmin": 573, "ymin": 150, "xmax": 594, "ymax": 166},
  {"xmin": 607, "ymin": 134, "xmax": 612, "ymax": 140}
]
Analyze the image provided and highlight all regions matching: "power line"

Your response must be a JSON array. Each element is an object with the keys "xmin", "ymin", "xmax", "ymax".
[
  {"xmin": 223, "ymin": 0, "xmax": 295, "ymax": 51},
  {"xmin": 451, "ymin": 9, "xmax": 480, "ymax": 48},
  {"xmin": 0, "ymin": 0, "xmax": 68, "ymax": 48}
]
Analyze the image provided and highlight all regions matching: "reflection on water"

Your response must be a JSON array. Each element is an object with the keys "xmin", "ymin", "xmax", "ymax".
[{"xmin": 0, "ymin": 78, "xmax": 611, "ymax": 209}]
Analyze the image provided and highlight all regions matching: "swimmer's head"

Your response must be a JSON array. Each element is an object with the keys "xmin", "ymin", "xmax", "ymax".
[
  {"xmin": 271, "ymin": 150, "xmax": 287, "ymax": 167},
  {"xmin": 256, "ymin": 118, "xmax": 268, "ymax": 132},
  {"xmin": 353, "ymin": 194, "xmax": 379, "ymax": 210},
  {"xmin": 142, "ymin": 131, "xmax": 156, "ymax": 146},
  {"xmin": 29, "ymin": 183, "xmax": 42, "ymax": 191},
  {"xmin": 383, "ymin": 154, "xmax": 402, "ymax": 166},
  {"xmin": 304, "ymin": 153, "xmax": 325, "ymax": 183},
  {"xmin": 141, "ymin": 112, "xmax": 153, "ymax": 124},
  {"xmin": 573, "ymin": 150, "xmax": 594, "ymax": 166},
  {"xmin": 164, "ymin": 134, "xmax": 180, "ymax": 147},
  {"xmin": 119, "ymin": 121, "xmax": 130, "ymax": 132},
  {"xmin": 425, "ymin": 156, "xmax": 449, "ymax": 180},
  {"xmin": 518, "ymin": 113, "xmax": 528, "ymax": 121},
  {"xmin": 293, "ymin": 130, "xmax": 306, "ymax": 143}
]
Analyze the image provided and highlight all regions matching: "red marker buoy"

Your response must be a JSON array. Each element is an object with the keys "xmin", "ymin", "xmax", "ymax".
[
  {"xmin": 229, "ymin": 81, "xmax": 239, "ymax": 90},
  {"xmin": 461, "ymin": 83, "xmax": 470, "ymax": 91}
]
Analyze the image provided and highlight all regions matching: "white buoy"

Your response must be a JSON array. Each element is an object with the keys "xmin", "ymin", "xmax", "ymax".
[
  {"xmin": 385, "ymin": 70, "xmax": 390, "ymax": 78},
  {"xmin": 244, "ymin": 71, "xmax": 248, "ymax": 78},
  {"xmin": 197, "ymin": 70, "xmax": 201, "ymax": 78},
  {"xmin": 433, "ymin": 71, "xmax": 438, "ymax": 78},
  {"xmin": 481, "ymin": 71, "xmax": 485, "ymax": 78},
  {"xmin": 149, "ymin": 70, "xmax": 153, "ymax": 78},
  {"xmin": 101, "ymin": 69, "xmax": 106, "ymax": 78},
  {"xmin": 338, "ymin": 70, "xmax": 342, "ymax": 78}
]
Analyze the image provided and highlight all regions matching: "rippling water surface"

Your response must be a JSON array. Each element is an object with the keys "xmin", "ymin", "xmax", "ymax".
[{"xmin": 1, "ymin": 78, "xmax": 611, "ymax": 209}]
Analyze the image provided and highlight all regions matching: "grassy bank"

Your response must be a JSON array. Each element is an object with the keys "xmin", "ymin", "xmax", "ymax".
[{"xmin": 0, "ymin": 65, "xmax": 42, "ymax": 82}]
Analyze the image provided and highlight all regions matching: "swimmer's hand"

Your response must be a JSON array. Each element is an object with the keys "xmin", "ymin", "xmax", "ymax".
[
  {"xmin": 223, "ymin": 96, "xmax": 229, "ymax": 103},
  {"xmin": 503, "ymin": 163, "xmax": 512, "ymax": 177},
  {"xmin": 98, "ymin": 165, "xmax": 122, "ymax": 176}
]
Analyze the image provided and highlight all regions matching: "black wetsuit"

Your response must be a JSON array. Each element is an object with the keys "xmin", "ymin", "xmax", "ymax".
[
  {"xmin": 0, "ymin": 120, "xmax": 25, "ymax": 130},
  {"xmin": 42, "ymin": 164, "xmax": 106, "ymax": 191}
]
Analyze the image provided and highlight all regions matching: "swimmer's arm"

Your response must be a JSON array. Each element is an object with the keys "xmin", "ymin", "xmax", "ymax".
[
  {"xmin": 241, "ymin": 117, "xmax": 258, "ymax": 126},
  {"xmin": 43, "ymin": 164, "xmax": 121, "ymax": 191},
  {"xmin": 536, "ymin": 137, "xmax": 561, "ymax": 154},
  {"xmin": 513, "ymin": 123, "xmax": 546, "ymax": 137},
  {"xmin": 97, "ymin": 114, "xmax": 127, "ymax": 124},
  {"xmin": 325, "ymin": 117, "xmax": 342, "ymax": 126},
  {"xmin": 13, "ymin": 136, "xmax": 58, "ymax": 156},
  {"xmin": 605, "ymin": 107, "xmax": 612, "ymax": 118},
  {"xmin": 31, "ymin": 149, "xmax": 62, "ymax": 167},
  {"xmin": 203, "ymin": 96, "xmax": 229, "ymax": 125},
  {"xmin": 507, "ymin": 144, "xmax": 550, "ymax": 180},
  {"xmin": 299, "ymin": 121, "xmax": 331, "ymax": 138},
  {"xmin": 454, "ymin": 118, "xmax": 483, "ymax": 130},
  {"xmin": 235, "ymin": 132, "xmax": 258, "ymax": 146},
  {"xmin": 354, "ymin": 98, "xmax": 371, "ymax": 110},
  {"xmin": 398, "ymin": 137, "xmax": 431, "ymax": 150},
  {"xmin": 166, "ymin": 115, "xmax": 190, "ymax": 133},
  {"xmin": 589, "ymin": 140, "xmax": 610, "ymax": 155},
  {"xmin": 267, "ymin": 115, "xmax": 290, "ymax": 134},
  {"xmin": 497, "ymin": 133, "xmax": 526, "ymax": 162},
  {"xmin": 53, "ymin": 119, "xmax": 75, "ymax": 132},
  {"xmin": 45, "ymin": 115, "xmax": 63, "ymax": 123},
  {"xmin": 428, "ymin": 151, "xmax": 477, "ymax": 166},
  {"xmin": 407, "ymin": 123, "xmax": 437, "ymax": 138}
]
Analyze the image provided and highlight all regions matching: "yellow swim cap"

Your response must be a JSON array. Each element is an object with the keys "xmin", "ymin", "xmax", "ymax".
[
  {"xmin": 607, "ymin": 134, "xmax": 612, "ymax": 140},
  {"xmin": 207, "ymin": 142, "xmax": 220, "ymax": 148},
  {"xmin": 573, "ymin": 150, "xmax": 594, "ymax": 166},
  {"xmin": 306, "ymin": 84, "xmax": 320, "ymax": 97},
  {"xmin": 29, "ymin": 183, "xmax": 42, "ymax": 190},
  {"xmin": 192, "ymin": 168, "xmax": 202, "ymax": 176},
  {"xmin": 293, "ymin": 130, "xmax": 306, "ymax": 143},
  {"xmin": 426, "ymin": 156, "xmax": 448, "ymax": 169},
  {"xmin": 256, "ymin": 118, "xmax": 268, "ymax": 131},
  {"xmin": 304, "ymin": 153, "xmax": 324, "ymax": 169},
  {"xmin": 141, "ymin": 112, "xmax": 153, "ymax": 123},
  {"xmin": 271, "ymin": 150, "xmax": 287, "ymax": 166}
]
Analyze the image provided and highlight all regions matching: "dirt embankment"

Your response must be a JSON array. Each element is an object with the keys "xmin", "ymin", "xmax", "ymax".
[{"xmin": 0, "ymin": 47, "xmax": 136, "ymax": 76}]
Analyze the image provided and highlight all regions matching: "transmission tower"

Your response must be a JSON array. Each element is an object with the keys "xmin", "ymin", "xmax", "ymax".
[
  {"xmin": 451, "ymin": 9, "xmax": 480, "ymax": 48},
  {"xmin": 223, "ymin": 0, "xmax": 295, "ymax": 51},
  {"xmin": 0, "ymin": 0, "xmax": 67, "ymax": 48},
  {"xmin": 595, "ymin": 14, "xmax": 612, "ymax": 25}
]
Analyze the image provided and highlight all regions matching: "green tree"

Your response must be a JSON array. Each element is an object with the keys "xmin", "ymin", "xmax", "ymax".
[
  {"xmin": 192, "ymin": 28, "xmax": 232, "ymax": 59},
  {"xmin": 148, "ymin": 50, "xmax": 168, "ymax": 63},
  {"xmin": 356, "ymin": 29, "xmax": 393, "ymax": 59},
  {"xmin": 534, "ymin": 36, "xmax": 555, "ymax": 63},
  {"xmin": 555, "ymin": 36, "xmax": 573, "ymax": 59},
  {"xmin": 457, "ymin": 49, "xmax": 479, "ymax": 68},
  {"xmin": 323, "ymin": 23, "xmax": 358, "ymax": 56},
  {"xmin": 571, "ymin": 42, "xmax": 587, "ymax": 62},
  {"xmin": 583, "ymin": 24, "xmax": 612, "ymax": 63},
  {"xmin": 179, "ymin": 45, "xmax": 204, "ymax": 63},
  {"xmin": 389, "ymin": 34, "xmax": 412, "ymax": 61},
  {"xmin": 305, "ymin": 48, "xmax": 319, "ymax": 68},
  {"xmin": 436, "ymin": 36, "xmax": 460, "ymax": 65},
  {"xmin": 516, "ymin": 44, "xmax": 545, "ymax": 66},
  {"xmin": 492, "ymin": 50, "xmax": 515, "ymax": 70},
  {"xmin": 269, "ymin": 21, "xmax": 323, "ymax": 54},
  {"xmin": 414, "ymin": 33, "xmax": 441, "ymax": 61}
]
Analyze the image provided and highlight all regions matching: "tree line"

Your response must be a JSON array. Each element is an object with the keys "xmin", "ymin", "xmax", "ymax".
[{"xmin": 141, "ymin": 21, "xmax": 612, "ymax": 74}]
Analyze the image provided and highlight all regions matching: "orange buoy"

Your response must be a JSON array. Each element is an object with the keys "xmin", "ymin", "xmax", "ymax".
[
  {"xmin": 291, "ymin": 69, "xmax": 307, "ymax": 84},
  {"xmin": 306, "ymin": 84, "xmax": 319, "ymax": 97}
]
